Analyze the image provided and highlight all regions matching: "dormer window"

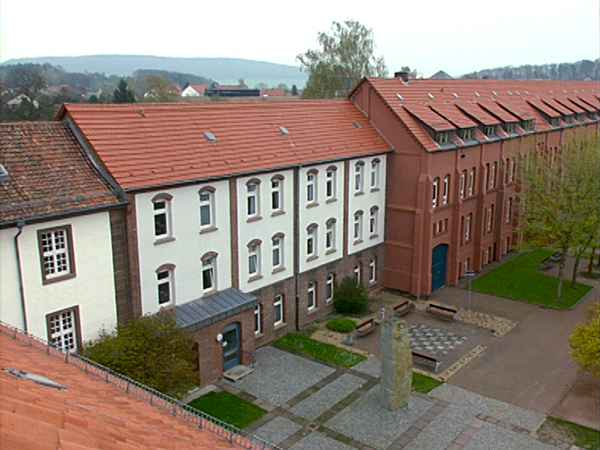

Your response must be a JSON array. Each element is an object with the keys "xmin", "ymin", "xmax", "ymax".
[
  {"xmin": 484, "ymin": 125, "xmax": 496, "ymax": 137},
  {"xmin": 564, "ymin": 115, "xmax": 573, "ymax": 124},
  {"xmin": 436, "ymin": 131, "xmax": 451, "ymax": 144},
  {"xmin": 459, "ymin": 128, "xmax": 474, "ymax": 141},
  {"xmin": 549, "ymin": 117, "xmax": 559, "ymax": 127},
  {"xmin": 505, "ymin": 123, "xmax": 516, "ymax": 134},
  {"xmin": 523, "ymin": 120, "xmax": 534, "ymax": 131},
  {"xmin": 576, "ymin": 113, "xmax": 585, "ymax": 122}
]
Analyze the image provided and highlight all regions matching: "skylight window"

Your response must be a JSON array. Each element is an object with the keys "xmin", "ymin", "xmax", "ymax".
[
  {"xmin": 396, "ymin": 93, "xmax": 404, "ymax": 101},
  {"xmin": 0, "ymin": 163, "xmax": 8, "ymax": 178},
  {"xmin": 427, "ymin": 93, "xmax": 435, "ymax": 99},
  {"xmin": 7, "ymin": 367, "xmax": 67, "ymax": 390},
  {"xmin": 492, "ymin": 91, "xmax": 498, "ymax": 96},
  {"xmin": 203, "ymin": 131, "xmax": 217, "ymax": 142},
  {"xmin": 516, "ymin": 91, "xmax": 521, "ymax": 96},
  {"xmin": 508, "ymin": 91, "xmax": 513, "ymax": 96},
  {"xmin": 524, "ymin": 91, "xmax": 530, "ymax": 95},
  {"xmin": 453, "ymin": 92, "xmax": 459, "ymax": 98},
  {"xmin": 474, "ymin": 92, "xmax": 481, "ymax": 98},
  {"xmin": 279, "ymin": 126, "xmax": 290, "ymax": 135},
  {"xmin": 352, "ymin": 121, "xmax": 361, "ymax": 129}
]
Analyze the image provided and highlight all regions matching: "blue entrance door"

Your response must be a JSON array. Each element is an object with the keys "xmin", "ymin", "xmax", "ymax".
[
  {"xmin": 222, "ymin": 322, "xmax": 241, "ymax": 371},
  {"xmin": 431, "ymin": 244, "xmax": 448, "ymax": 292}
]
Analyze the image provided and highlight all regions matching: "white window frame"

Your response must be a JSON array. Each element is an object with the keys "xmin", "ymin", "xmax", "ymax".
[
  {"xmin": 442, "ymin": 174, "xmax": 450, "ymax": 205},
  {"xmin": 201, "ymin": 255, "xmax": 216, "ymax": 292},
  {"xmin": 47, "ymin": 307, "xmax": 79, "ymax": 352},
  {"xmin": 247, "ymin": 181, "xmax": 260, "ymax": 217},
  {"xmin": 353, "ymin": 211, "xmax": 363, "ymax": 242},
  {"xmin": 307, "ymin": 225, "xmax": 317, "ymax": 257},
  {"xmin": 326, "ymin": 274, "xmax": 335, "ymax": 303},
  {"xmin": 326, "ymin": 167, "xmax": 336, "ymax": 200},
  {"xmin": 460, "ymin": 170, "xmax": 467, "ymax": 198},
  {"xmin": 248, "ymin": 242, "xmax": 261, "ymax": 277},
  {"xmin": 274, "ymin": 294, "xmax": 284, "ymax": 325},
  {"xmin": 272, "ymin": 235, "xmax": 283, "ymax": 269},
  {"xmin": 307, "ymin": 171, "xmax": 317, "ymax": 204},
  {"xmin": 370, "ymin": 159, "xmax": 380, "ymax": 190},
  {"xmin": 465, "ymin": 213, "xmax": 472, "ymax": 242},
  {"xmin": 157, "ymin": 266, "xmax": 175, "ymax": 305},
  {"xmin": 369, "ymin": 207, "xmax": 379, "ymax": 236},
  {"xmin": 271, "ymin": 177, "xmax": 283, "ymax": 213},
  {"xmin": 468, "ymin": 168, "xmax": 475, "ymax": 196},
  {"xmin": 153, "ymin": 195, "xmax": 172, "ymax": 239},
  {"xmin": 506, "ymin": 197, "xmax": 513, "ymax": 224},
  {"xmin": 490, "ymin": 162, "xmax": 497, "ymax": 189},
  {"xmin": 354, "ymin": 162, "xmax": 365, "ymax": 193},
  {"xmin": 354, "ymin": 263, "xmax": 361, "ymax": 285},
  {"xmin": 199, "ymin": 188, "xmax": 215, "ymax": 229},
  {"xmin": 39, "ymin": 226, "xmax": 75, "ymax": 283},
  {"xmin": 307, "ymin": 281, "xmax": 316, "ymax": 310},
  {"xmin": 325, "ymin": 219, "xmax": 336, "ymax": 251},
  {"xmin": 254, "ymin": 303, "xmax": 261, "ymax": 334},
  {"xmin": 432, "ymin": 177, "xmax": 439, "ymax": 208},
  {"xmin": 369, "ymin": 258, "xmax": 376, "ymax": 283}
]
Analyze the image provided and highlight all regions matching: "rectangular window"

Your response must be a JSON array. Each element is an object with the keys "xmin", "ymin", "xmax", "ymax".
[
  {"xmin": 369, "ymin": 258, "xmax": 376, "ymax": 283},
  {"xmin": 247, "ymin": 183, "xmax": 258, "ymax": 216},
  {"xmin": 307, "ymin": 226, "xmax": 316, "ymax": 256},
  {"xmin": 354, "ymin": 163, "xmax": 364, "ymax": 192},
  {"xmin": 370, "ymin": 160, "xmax": 380, "ymax": 189},
  {"xmin": 307, "ymin": 172, "xmax": 316, "ymax": 203},
  {"xmin": 506, "ymin": 197, "xmax": 513, "ymax": 224},
  {"xmin": 468, "ymin": 168, "xmax": 475, "ymax": 196},
  {"xmin": 326, "ymin": 169, "xmax": 335, "ymax": 199},
  {"xmin": 272, "ymin": 237, "xmax": 282, "ymax": 268},
  {"xmin": 248, "ymin": 244, "xmax": 260, "ymax": 276},
  {"xmin": 254, "ymin": 304, "xmax": 261, "ymax": 334},
  {"xmin": 490, "ymin": 162, "xmax": 497, "ymax": 189},
  {"xmin": 326, "ymin": 274, "xmax": 334, "ymax": 302},
  {"xmin": 484, "ymin": 125, "xmax": 496, "ymax": 137},
  {"xmin": 432, "ymin": 177, "xmax": 439, "ymax": 208},
  {"xmin": 274, "ymin": 295, "xmax": 283, "ymax": 325},
  {"xmin": 487, "ymin": 204, "xmax": 495, "ymax": 232},
  {"xmin": 354, "ymin": 263, "xmax": 361, "ymax": 285},
  {"xmin": 369, "ymin": 208, "xmax": 378, "ymax": 235},
  {"xmin": 271, "ymin": 179, "xmax": 282, "ymax": 212},
  {"xmin": 307, "ymin": 282, "xmax": 316, "ymax": 310},
  {"xmin": 47, "ymin": 307, "xmax": 79, "ymax": 352},
  {"xmin": 459, "ymin": 128, "xmax": 474, "ymax": 140},
  {"xmin": 460, "ymin": 170, "xmax": 466, "ymax": 198},
  {"xmin": 442, "ymin": 174, "xmax": 450, "ymax": 205},
  {"xmin": 199, "ymin": 192, "xmax": 213, "ymax": 227},
  {"xmin": 157, "ymin": 269, "xmax": 173, "ymax": 304},
  {"xmin": 326, "ymin": 221, "xmax": 335, "ymax": 250},
  {"xmin": 38, "ymin": 227, "xmax": 75, "ymax": 283},
  {"xmin": 465, "ymin": 213, "xmax": 472, "ymax": 242},
  {"xmin": 202, "ymin": 257, "xmax": 215, "ymax": 291},
  {"xmin": 505, "ymin": 123, "xmax": 516, "ymax": 134},
  {"xmin": 154, "ymin": 201, "xmax": 168, "ymax": 236},
  {"xmin": 353, "ymin": 212, "xmax": 363, "ymax": 241}
]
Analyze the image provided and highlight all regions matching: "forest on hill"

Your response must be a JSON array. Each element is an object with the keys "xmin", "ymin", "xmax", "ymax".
[{"xmin": 462, "ymin": 59, "xmax": 599, "ymax": 80}]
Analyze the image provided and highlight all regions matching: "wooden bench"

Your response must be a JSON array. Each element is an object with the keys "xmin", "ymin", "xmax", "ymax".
[
  {"xmin": 354, "ymin": 318, "xmax": 380, "ymax": 337},
  {"xmin": 425, "ymin": 303, "xmax": 458, "ymax": 321},
  {"xmin": 392, "ymin": 300, "xmax": 416, "ymax": 317},
  {"xmin": 411, "ymin": 351, "xmax": 442, "ymax": 372},
  {"xmin": 539, "ymin": 251, "xmax": 564, "ymax": 270}
]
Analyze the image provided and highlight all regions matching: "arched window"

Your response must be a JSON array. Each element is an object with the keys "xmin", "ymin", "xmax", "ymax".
[
  {"xmin": 198, "ymin": 186, "xmax": 215, "ymax": 229},
  {"xmin": 200, "ymin": 252, "xmax": 217, "ymax": 292},
  {"xmin": 152, "ymin": 193, "xmax": 173, "ymax": 239},
  {"xmin": 156, "ymin": 263, "xmax": 176, "ymax": 305}
]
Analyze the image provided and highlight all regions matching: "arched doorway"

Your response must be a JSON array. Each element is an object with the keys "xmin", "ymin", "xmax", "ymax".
[
  {"xmin": 222, "ymin": 322, "xmax": 241, "ymax": 371},
  {"xmin": 431, "ymin": 244, "xmax": 448, "ymax": 292}
]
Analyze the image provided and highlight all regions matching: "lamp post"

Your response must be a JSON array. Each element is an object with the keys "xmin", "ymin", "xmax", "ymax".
[{"xmin": 466, "ymin": 270, "xmax": 475, "ymax": 311}]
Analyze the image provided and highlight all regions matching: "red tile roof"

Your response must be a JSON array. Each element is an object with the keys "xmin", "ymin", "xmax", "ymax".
[
  {"xmin": 0, "ymin": 122, "xmax": 124, "ymax": 226},
  {"xmin": 0, "ymin": 325, "xmax": 257, "ymax": 449},
  {"xmin": 59, "ymin": 101, "xmax": 393, "ymax": 191}
]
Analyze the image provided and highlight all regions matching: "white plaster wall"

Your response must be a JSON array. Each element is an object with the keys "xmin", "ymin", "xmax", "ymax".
[
  {"xmin": 135, "ymin": 180, "xmax": 232, "ymax": 315},
  {"xmin": 347, "ymin": 154, "xmax": 387, "ymax": 255},
  {"xmin": 298, "ymin": 161, "xmax": 345, "ymax": 273},
  {"xmin": 0, "ymin": 213, "xmax": 117, "ymax": 342},
  {"xmin": 237, "ymin": 169, "xmax": 294, "ymax": 293}
]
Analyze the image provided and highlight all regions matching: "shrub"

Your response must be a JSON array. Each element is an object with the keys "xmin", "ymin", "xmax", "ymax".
[
  {"xmin": 326, "ymin": 317, "xmax": 357, "ymax": 333},
  {"xmin": 333, "ymin": 276, "xmax": 368, "ymax": 314}
]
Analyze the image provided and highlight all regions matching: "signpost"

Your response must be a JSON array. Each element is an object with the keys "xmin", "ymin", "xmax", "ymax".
[{"xmin": 466, "ymin": 270, "xmax": 475, "ymax": 310}]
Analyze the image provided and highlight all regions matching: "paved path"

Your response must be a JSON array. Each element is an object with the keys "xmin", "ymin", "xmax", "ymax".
[{"xmin": 217, "ymin": 346, "xmax": 563, "ymax": 450}]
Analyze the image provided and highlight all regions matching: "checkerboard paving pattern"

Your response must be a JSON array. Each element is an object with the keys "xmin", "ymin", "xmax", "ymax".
[{"xmin": 408, "ymin": 324, "xmax": 468, "ymax": 356}]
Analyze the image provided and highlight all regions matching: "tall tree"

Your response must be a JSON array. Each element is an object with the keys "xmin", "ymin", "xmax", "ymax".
[
  {"xmin": 297, "ymin": 20, "xmax": 388, "ymax": 99},
  {"xmin": 113, "ymin": 78, "xmax": 136, "ymax": 103},
  {"xmin": 517, "ymin": 130, "xmax": 599, "ymax": 300},
  {"xmin": 143, "ymin": 75, "xmax": 180, "ymax": 102}
]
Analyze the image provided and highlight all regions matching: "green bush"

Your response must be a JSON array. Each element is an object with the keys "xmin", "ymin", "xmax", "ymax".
[
  {"xmin": 326, "ymin": 317, "xmax": 357, "ymax": 333},
  {"xmin": 333, "ymin": 276, "xmax": 369, "ymax": 314}
]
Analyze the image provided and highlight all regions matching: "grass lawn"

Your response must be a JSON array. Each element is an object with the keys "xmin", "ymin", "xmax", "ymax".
[
  {"xmin": 471, "ymin": 249, "xmax": 594, "ymax": 308},
  {"xmin": 544, "ymin": 416, "xmax": 600, "ymax": 449},
  {"xmin": 188, "ymin": 390, "xmax": 267, "ymax": 429},
  {"xmin": 412, "ymin": 372, "xmax": 443, "ymax": 394},
  {"xmin": 274, "ymin": 332, "xmax": 367, "ymax": 367}
]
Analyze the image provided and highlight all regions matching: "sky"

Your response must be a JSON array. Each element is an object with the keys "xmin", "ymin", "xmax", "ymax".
[{"xmin": 1, "ymin": 0, "xmax": 599, "ymax": 78}]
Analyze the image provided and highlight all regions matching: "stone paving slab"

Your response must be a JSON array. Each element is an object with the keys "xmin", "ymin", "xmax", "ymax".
[
  {"xmin": 252, "ymin": 416, "xmax": 303, "ymax": 445},
  {"xmin": 403, "ymin": 403, "xmax": 476, "ymax": 450},
  {"xmin": 324, "ymin": 386, "xmax": 433, "ymax": 449},
  {"xmin": 290, "ymin": 373, "xmax": 366, "ymax": 421},
  {"xmin": 226, "ymin": 347, "xmax": 335, "ymax": 406},
  {"xmin": 352, "ymin": 358, "xmax": 381, "ymax": 378},
  {"xmin": 463, "ymin": 422, "xmax": 557, "ymax": 450},
  {"xmin": 289, "ymin": 431, "xmax": 357, "ymax": 450},
  {"xmin": 429, "ymin": 384, "xmax": 546, "ymax": 431}
]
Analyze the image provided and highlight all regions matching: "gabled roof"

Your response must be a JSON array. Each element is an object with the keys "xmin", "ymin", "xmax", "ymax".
[
  {"xmin": 59, "ymin": 101, "xmax": 393, "ymax": 191},
  {"xmin": 352, "ymin": 78, "xmax": 599, "ymax": 151},
  {"xmin": 0, "ymin": 122, "xmax": 125, "ymax": 226},
  {"xmin": 0, "ymin": 325, "xmax": 244, "ymax": 449}
]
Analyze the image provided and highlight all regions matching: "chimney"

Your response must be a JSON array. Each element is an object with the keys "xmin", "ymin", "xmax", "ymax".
[{"xmin": 395, "ymin": 71, "xmax": 409, "ymax": 84}]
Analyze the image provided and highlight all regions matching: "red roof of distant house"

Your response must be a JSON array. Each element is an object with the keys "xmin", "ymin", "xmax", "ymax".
[
  {"xmin": 0, "ymin": 122, "xmax": 124, "ymax": 225},
  {"xmin": 353, "ymin": 78, "xmax": 599, "ymax": 151},
  {"xmin": 0, "ymin": 325, "xmax": 244, "ymax": 449},
  {"xmin": 188, "ymin": 84, "xmax": 206, "ymax": 94},
  {"xmin": 58, "ymin": 100, "xmax": 393, "ymax": 191}
]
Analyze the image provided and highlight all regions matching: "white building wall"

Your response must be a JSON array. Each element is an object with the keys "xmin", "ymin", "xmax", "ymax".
[
  {"xmin": 347, "ymin": 155, "xmax": 387, "ymax": 255},
  {"xmin": 135, "ymin": 179, "xmax": 232, "ymax": 315},
  {"xmin": 236, "ymin": 169, "xmax": 295, "ymax": 293},
  {"xmin": 0, "ymin": 213, "xmax": 117, "ymax": 342},
  {"xmin": 298, "ymin": 161, "xmax": 345, "ymax": 274}
]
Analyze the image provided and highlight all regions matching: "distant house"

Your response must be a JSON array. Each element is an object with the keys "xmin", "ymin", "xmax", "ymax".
[
  {"xmin": 259, "ymin": 88, "xmax": 287, "ymax": 97},
  {"xmin": 0, "ymin": 122, "xmax": 128, "ymax": 351},
  {"xmin": 429, "ymin": 70, "xmax": 454, "ymax": 79},
  {"xmin": 181, "ymin": 84, "xmax": 206, "ymax": 97}
]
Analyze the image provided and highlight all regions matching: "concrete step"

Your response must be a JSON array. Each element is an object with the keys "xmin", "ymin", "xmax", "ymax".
[{"xmin": 223, "ymin": 365, "xmax": 254, "ymax": 382}]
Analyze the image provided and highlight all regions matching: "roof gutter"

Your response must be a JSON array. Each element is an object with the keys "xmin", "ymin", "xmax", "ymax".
[{"xmin": 13, "ymin": 221, "xmax": 28, "ymax": 333}]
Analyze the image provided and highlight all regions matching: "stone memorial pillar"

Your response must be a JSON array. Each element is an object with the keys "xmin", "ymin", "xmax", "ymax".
[{"xmin": 380, "ymin": 317, "xmax": 412, "ymax": 411}]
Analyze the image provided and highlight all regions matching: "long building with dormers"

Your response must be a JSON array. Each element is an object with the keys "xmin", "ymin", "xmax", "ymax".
[
  {"xmin": 350, "ymin": 76, "xmax": 599, "ymax": 296},
  {"xmin": 57, "ymin": 100, "xmax": 392, "ymax": 385}
]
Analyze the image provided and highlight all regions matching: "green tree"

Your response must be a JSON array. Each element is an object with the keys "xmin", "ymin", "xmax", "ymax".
[
  {"xmin": 570, "ymin": 301, "xmax": 599, "ymax": 378},
  {"xmin": 518, "ymin": 130, "xmax": 599, "ymax": 300},
  {"xmin": 333, "ymin": 276, "xmax": 369, "ymax": 314},
  {"xmin": 112, "ymin": 78, "xmax": 136, "ymax": 103},
  {"xmin": 82, "ymin": 311, "xmax": 198, "ymax": 398},
  {"xmin": 143, "ymin": 75, "xmax": 180, "ymax": 102},
  {"xmin": 297, "ymin": 19, "xmax": 388, "ymax": 99}
]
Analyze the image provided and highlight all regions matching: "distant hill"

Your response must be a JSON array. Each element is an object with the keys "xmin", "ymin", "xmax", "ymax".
[
  {"xmin": 462, "ymin": 59, "xmax": 599, "ymax": 80},
  {"xmin": 2, "ymin": 55, "xmax": 308, "ymax": 88}
]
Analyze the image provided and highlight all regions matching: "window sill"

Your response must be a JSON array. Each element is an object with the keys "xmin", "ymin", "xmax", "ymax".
[
  {"xmin": 271, "ymin": 210, "xmax": 285, "ymax": 217},
  {"xmin": 248, "ymin": 274, "xmax": 264, "ymax": 283},
  {"xmin": 370, "ymin": 187, "xmax": 381, "ymax": 193},
  {"xmin": 325, "ymin": 248, "xmax": 337, "ymax": 256},
  {"xmin": 274, "ymin": 321, "xmax": 286, "ymax": 331},
  {"xmin": 272, "ymin": 266, "xmax": 286, "ymax": 275},
  {"xmin": 353, "ymin": 239, "xmax": 364, "ymax": 245},
  {"xmin": 307, "ymin": 307, "xmax": 319, "ymax": 315},
  {"xmin": 202, "ymin": 288, "xmax": 218, "ymax": 297},
  {"xmin": 247, "ymin": 215, "xmax": 263, "ymax": 223},
  {"xmin": 306, "ymin": 255, "xmax": 319, "ymax": 263},
  {"xmin": 369, "ymin": 234, "xmax": 379, "ymax": 240},
  {"xmin": 154, "ymin": 236, "xmax": 175, "ymax": 245},
  {"xmin": 199, "ymin": 226, "xmax": 218, "ymax": 234},
  {"xmin": 325, "ymin": 198, "xmax": 337, "ymax": 204},
  {"xmin": 42, "ymin": 272, "xmax": 76, "ymax": 285},
  {"xmin": 306, "ymin": 202, "xmax": 319, "ymax": 209},
  {"xmin": 354, "ymin": 191, "xmax": 365, "ymax": 197}
]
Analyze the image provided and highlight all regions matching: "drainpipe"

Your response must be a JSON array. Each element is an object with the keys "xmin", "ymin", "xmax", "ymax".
[{"xmin": 14, "ymin": 221, "xmax": 28, "ymax": 333}]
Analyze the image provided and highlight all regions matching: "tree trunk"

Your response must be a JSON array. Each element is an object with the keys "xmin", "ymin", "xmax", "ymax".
[
  {"xmin": 571, "ymin": 253, "xmax": 583, "ymax": 288},
  {"xmin": 588, "ymin": 247, "xmax": 597, "ymax": 276},
  {"xmin": 556, "ymin": 249, "xmax": 567, "ymax": 301}
]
